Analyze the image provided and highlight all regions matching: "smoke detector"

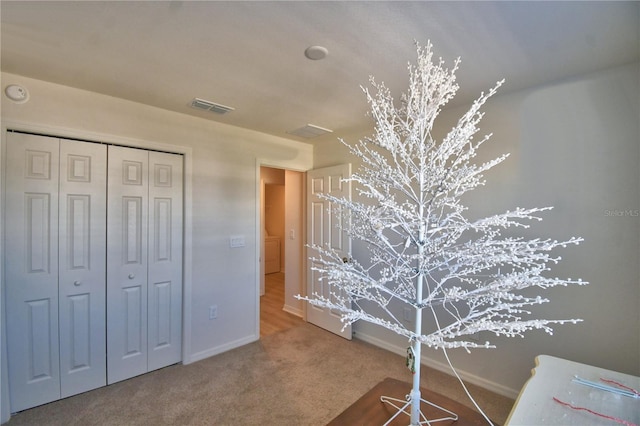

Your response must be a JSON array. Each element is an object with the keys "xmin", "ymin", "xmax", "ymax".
[
  {"xmin": 304, "ymin": 46, "xmax": 328, "ymax": 60},
  {"xmin": 189, "ymin": 98, "xmax": 235, "ymax": 115},
  {"xmin": 5, "ymin": 84, "xmax": 29, "ymax": 103}
]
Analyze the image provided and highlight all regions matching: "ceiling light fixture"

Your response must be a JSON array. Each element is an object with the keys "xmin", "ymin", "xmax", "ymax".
[{"xmin": 304, "ymin": 45, "xmax": 328, "ymax": 60}]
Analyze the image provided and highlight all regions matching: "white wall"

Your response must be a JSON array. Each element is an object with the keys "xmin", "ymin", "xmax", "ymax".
[
  {"xmin": 0, "ymin": 72, "xmax": 313, "ymax": 420},
  {"xmin": 284, "ymin": 170, "xmax": 304, "ymax": 316},
  {"xmin": 313, "ymin": 62, "xmax": 639, "ymax": 398}
]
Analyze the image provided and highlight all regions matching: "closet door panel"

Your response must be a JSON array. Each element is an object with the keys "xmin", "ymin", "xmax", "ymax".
[
  {"xmin": 6, "ymin": 133, "xmax": 61, "ymax": 411},
  {"xmin": 147, "ymin": 152, "xmax": 183, "ymax": 370},
  {"xmin": 107, "ymin": 146, "xmax": 149, "ymax": 384},
  {"xmin": 58, "ymin": 140, "xmax": 107, "ymax": 397},
  {"xmin": 6, "ymin": 135, "xmax": 184, "ymax": 412}
]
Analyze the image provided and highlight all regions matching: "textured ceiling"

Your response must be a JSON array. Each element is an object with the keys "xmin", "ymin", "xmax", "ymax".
[{"xmin": 1, "ymin": 1, "xmax": 639, "ymax": 143}]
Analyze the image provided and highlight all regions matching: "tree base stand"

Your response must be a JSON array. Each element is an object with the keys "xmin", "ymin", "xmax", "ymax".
[
  {"xmin": 380, "ymin": 394, "xmax": 458, "ymax": 425},
  {"xmin": 327, "ymin": 378, "xmax": 491, "ymax": 426}
]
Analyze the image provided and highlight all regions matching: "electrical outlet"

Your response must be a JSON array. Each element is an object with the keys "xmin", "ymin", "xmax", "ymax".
[{"xmin": 209, "ymin": 305, "xmax": 218, "ymax": 320}]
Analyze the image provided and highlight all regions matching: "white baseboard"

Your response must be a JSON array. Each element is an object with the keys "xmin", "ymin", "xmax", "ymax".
[
  {"xmin": 282, "ymin": 304, "xmax": 303, "ymax": 317},
  {"xmin": 353, "ymin": 330, "xmax": 519, "ymax": 400},
  {"xmin": 187, "ymin": 334, "xmax": 259, "ymax": 364}
]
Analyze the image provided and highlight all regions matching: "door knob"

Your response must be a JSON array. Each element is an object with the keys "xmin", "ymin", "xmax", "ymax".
[
  {"xmin": 128, "ymin": 274, "xmax": 135, "ymax": 279},
  {"xmin": 73, "ymin": 280, "xmax": 81, "ymax": 286}
]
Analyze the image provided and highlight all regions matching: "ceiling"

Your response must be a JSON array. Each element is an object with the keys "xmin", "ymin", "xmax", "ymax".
[{"xmin": 1, "ymin": 1, "xmax": 639, "ymax": 144}]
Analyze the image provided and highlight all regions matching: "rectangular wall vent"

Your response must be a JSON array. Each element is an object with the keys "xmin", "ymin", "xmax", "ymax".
[
  {"xmin": 287, "ymin": 124, "xmax": 333, "ymax": 138},
  {"xmin": 189, "ymin": 98, "xmax": 235, "ymax": 115}
]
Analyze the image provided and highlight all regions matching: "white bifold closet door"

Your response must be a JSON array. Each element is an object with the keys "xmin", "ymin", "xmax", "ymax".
[
  {"xmin": 106, "ymin": 146, "xmax": 183, "ymax": 384},
  {"xmin": 5, "ymin": 133, "xmax": 183, "ymax": 412},
  {"xmin": 6, "ymin": 133, "xmax": 107, "ymax": 411}
]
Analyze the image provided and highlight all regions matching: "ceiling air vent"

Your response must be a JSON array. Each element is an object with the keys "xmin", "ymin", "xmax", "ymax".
[
  {"xmin": 189, "ymin": 98, "xmax": 235, "ymax": 115},
  {"xmin": 287, "ymin": 124, "xmax": 333, "ymax": 139}
]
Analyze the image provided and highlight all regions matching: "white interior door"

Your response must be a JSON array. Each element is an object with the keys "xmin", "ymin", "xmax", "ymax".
[
  {"xmin": 6, "ymin": 133, "xmax": 61, "ymax": 411},
  {"xmin": 107, "ymin": 146, "xmax": 149, "ymax": 384},
  {"xmin": 147, "ymin": 151, "xmax": 183, "ymax": 371},
  {"xmin": 306, "ymin": 164, "xmax": 352, "ymax": 340},
  {"xmin": 58, "ymin": 139, "xmax": 107, "ymax": 398}
]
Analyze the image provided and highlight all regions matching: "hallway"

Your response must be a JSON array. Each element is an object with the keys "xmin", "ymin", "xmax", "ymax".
[{"xmin": 260, "ymin": 272, "xmax": 304, "ymax": 337}]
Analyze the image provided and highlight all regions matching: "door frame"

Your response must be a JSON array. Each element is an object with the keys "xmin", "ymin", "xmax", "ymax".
[
  {"xmin": 0, "ymin": 121, "xmax": 194, "ymax": 418},
  {"xmin": 254, "ymin": 160, "xmax": 308, "ymax": 336}
]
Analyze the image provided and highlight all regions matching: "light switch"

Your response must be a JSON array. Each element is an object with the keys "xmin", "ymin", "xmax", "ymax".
[{"xmin": 229, "ymin": 235, "xmax": 245, "ymax": 248}]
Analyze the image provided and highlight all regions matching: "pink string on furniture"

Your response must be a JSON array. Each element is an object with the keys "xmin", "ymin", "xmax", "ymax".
[
  {"xmin": 600, "ymin": 378, "xmax": 640, "ymax": 397},
  {"xmin": 552, "ymin": 397, "xmax": 638, "ymax": 426}
]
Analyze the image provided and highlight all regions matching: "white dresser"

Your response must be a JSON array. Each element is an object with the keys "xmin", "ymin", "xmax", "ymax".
[{"xmin": 506, "ymin": 355, "xmax": 639, "ymax": 425}]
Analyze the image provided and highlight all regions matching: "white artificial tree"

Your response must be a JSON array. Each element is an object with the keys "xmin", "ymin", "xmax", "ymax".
[{"xmin": 298, "ymin": 42, "xmax": 586, "ymax": 425}]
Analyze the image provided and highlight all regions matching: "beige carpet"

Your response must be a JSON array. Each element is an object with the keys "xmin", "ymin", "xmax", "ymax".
[{"xmin": 7, "ymin": 323, "xmax": 514, "ymax": 425}]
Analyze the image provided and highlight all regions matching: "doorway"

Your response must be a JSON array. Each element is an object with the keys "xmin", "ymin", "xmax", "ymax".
[{"xmin": 259, "ymin": 166, "xmax": 304, "ymax": 337}]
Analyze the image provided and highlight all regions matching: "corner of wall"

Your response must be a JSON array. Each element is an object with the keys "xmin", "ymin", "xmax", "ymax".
[{"xmin": 189, "ymin": 334, "xmax": 259, "ymax": 365}]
